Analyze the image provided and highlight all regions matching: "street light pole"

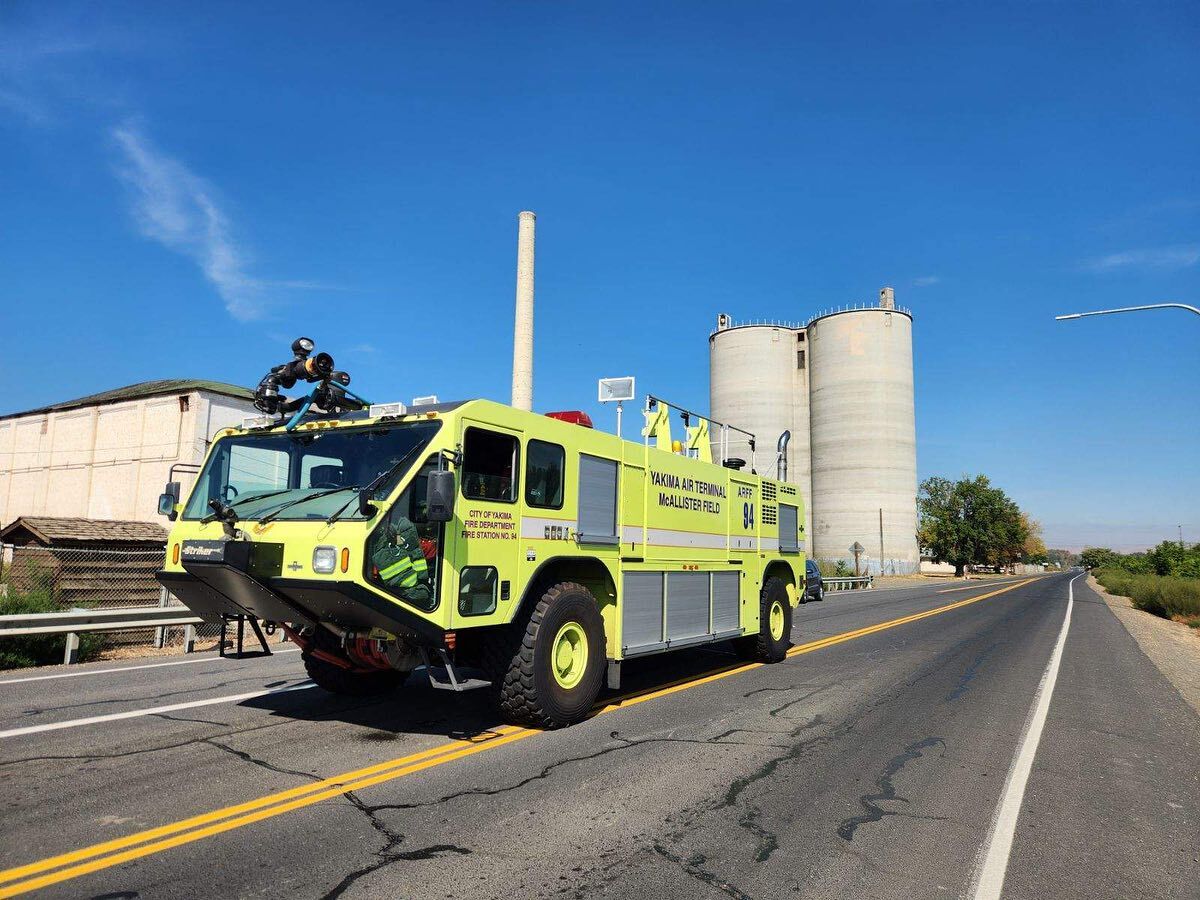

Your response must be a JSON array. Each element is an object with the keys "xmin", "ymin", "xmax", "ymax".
[{"xmin": 1056, "ymin": 302, "xmax": 1200, "ymax": 321}]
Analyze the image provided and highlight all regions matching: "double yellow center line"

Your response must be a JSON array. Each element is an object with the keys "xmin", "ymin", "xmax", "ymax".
[{"xmin": 0, "ymin": 578, "xmax": 1035, "ymax": 897}]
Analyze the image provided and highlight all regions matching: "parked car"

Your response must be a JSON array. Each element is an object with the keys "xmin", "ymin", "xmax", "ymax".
[{"xmin": 805, "ymin": 558, "xmax": 825, "ymax": 601}]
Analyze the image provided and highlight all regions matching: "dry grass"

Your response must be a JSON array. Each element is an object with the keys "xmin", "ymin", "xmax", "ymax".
[{"xmin": 1094, "ymin": 569, "xmax": 1200, "ymax": 628}]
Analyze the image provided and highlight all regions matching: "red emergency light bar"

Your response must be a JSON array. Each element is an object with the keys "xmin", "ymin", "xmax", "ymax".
[{"xmin": 544, "ymin": 410, "xmax": 594, "ymax": 428}]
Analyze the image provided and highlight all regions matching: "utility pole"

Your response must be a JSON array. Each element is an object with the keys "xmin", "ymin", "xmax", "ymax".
[{"xmin": 879, "ymin": 508, "xmax": 885, "ymax": 577}]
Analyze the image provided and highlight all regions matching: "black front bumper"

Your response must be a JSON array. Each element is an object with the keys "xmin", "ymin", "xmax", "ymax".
[{"xmin": 156, "ymin": 540, "xmax": 443, "ymax": 643}]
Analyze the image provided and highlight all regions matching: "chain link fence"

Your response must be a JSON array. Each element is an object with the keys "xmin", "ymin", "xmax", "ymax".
[{"xmin": 0, "ymin": 543, "xmax": 242, "ymax": 669}]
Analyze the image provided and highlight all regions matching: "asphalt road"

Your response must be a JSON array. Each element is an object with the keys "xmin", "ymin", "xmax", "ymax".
[{"xmin": 0, "ymin": 574, "xmax": 1196, "ymax": 899}]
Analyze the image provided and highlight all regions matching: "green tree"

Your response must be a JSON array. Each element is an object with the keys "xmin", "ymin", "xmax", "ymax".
[
  {"xmin": 1046, "ymin": 548, "xmax": 1079, "ymax": 569},
  {"xmin": 1020, "ymin": 514, "xmax": 1049, "ymax": 564},
  {"xmin": 917, "ymin": 475, "xmax": 1028, "ymax": 577},
  {"xmin": 1145, "ymin": 541, "xmax": 1200, "ymax": 578},
  {"xmin": 1080, "ymin": 547, "xmax": 1117, "ymax": 570}
]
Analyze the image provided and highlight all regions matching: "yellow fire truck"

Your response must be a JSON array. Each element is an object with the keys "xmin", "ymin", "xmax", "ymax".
[{"xmin": 156, "ymin": 341, "xmax": 807, "ymax": 727}]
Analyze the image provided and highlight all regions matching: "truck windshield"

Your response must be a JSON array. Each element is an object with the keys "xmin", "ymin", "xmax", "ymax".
[{"xmin": 181, "ymin": 421, "xmax": 442, "ymax": 522}]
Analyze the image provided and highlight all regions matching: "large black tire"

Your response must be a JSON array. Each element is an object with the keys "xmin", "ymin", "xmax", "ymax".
[
  {"xmin": 303, "ymin": 651, "xmax": 405, "ymax": 697},
  {"xmin": 484, "ymin": 582, "xmax": 606, "ymax": 729},
  {"xmin": 735, "ymin": 576, "xmax": 792, "ymax": 663}
]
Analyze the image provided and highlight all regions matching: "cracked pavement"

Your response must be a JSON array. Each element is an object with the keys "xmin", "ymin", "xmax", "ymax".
[{"xmin": 1, "ymin": 575, "xmax": 1196, "ymax": 899}]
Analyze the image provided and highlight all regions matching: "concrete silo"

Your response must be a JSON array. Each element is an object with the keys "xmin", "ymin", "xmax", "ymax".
[
  {"xmin": 807, "ymin": 289, "xmax": 917, "ymax": 574},
  {"xmin": 708, "ymin": 315, "xmax": 813, "ymax": 540}
]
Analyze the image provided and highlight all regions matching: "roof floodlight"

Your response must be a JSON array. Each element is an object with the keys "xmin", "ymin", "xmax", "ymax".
[
  {"xmin": 369, "ymin": 402, "xmax": 407, "ymax": 418},
  {"xmin": 598, "ymin": 376, "xmax": 636, "ymax": 438},
  {"xmin": 598, "ymin": 377, "xmax": 636, "ymax": 403}
]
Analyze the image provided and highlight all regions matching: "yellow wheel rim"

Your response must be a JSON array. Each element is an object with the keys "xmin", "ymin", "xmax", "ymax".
[
  {"xmin": 769, "ymin": 600, "xmax": 785, "ymax": 641},
  {"xmin": 551, "ymin": 621, "xmax": 589, "ymax": 690}
]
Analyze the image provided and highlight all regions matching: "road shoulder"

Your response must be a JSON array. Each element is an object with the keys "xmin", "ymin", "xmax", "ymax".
[{"xmin": 1087, "ymin": 573, "xmax": 1200, "ymax": 716}]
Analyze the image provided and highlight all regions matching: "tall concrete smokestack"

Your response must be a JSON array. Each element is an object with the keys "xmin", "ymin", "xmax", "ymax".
[{"xmin": 511, "ymin": 210, "xmax": 536, "ymax": 411}]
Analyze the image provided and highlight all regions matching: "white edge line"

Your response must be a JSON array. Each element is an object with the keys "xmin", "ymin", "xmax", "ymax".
[
  {"xmin": 0, "ymin": 682, "xmax": 316, "ymax": 740},
  {"xmin": 0, "ymin": 647, "xmax": 301, "ymax": 685},
  {"xmin": 969, "ymin": 572, "xmax": 1079, "ymax": 900}
]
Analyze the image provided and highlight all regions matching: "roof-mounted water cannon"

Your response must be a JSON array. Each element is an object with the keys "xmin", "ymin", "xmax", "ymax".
[{"xmin": 253, "ymin": 337, "xmax": 371, "ymax": 430}]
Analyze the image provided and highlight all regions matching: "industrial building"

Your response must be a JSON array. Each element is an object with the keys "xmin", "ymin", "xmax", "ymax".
[
  {"xmin": 710, "ymin": 287, "xmax": 918, "ymax": 575},
  {"xmin": 0, "ymin": 381, "xmax": 258, "ymax": 528}
]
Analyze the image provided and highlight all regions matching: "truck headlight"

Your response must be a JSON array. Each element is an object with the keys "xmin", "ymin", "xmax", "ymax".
[{"xmin": 312, "ymin": 546, "xmax": 337, "ymax": 574}]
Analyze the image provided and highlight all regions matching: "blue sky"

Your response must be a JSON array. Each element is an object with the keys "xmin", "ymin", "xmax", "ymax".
[{"xmin": 1, "ymin": 1, "xmax": 1197, "ymax": 551}]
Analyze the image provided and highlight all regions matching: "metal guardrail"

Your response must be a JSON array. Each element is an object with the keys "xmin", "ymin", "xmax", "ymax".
[
  {"xmin": 0, "ymin": 607, "xmax": 203, "ymax": 637},
  {"xmin": 0, "ymin": 607, "xmax": 204, "ymax": 665},
  {"xmin": 822, "ymin": 576, "xmax": 874, "ymax": 591}
]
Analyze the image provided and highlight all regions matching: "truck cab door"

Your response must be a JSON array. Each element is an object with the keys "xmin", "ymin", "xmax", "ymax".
[{"xmin": 447, "ymin": 420, "xmax": 523, "ymax": 626}]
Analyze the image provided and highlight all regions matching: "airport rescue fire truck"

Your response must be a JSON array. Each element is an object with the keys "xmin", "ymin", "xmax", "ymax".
[{"xmin": 156, "ymin": 339, "xmax": 807, "ymax": 727}]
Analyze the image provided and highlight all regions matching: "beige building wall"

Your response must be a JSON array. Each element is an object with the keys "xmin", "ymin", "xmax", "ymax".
[
  {"xmin": 709, "ymin": 320, "xmax": 813, "ymax": 542},
  {"xmin": 0, "ymin": 389, "xmax": 256, "ymax": 528},
  {"xmin": 708, "ymin": 290, "xmax": 919, "ymax": 575},
  {"xmin": 807, "ymin": 306, "xmax": 918, "ymax": 574}
]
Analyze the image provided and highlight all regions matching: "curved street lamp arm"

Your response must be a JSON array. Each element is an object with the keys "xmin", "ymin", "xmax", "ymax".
[{"xmin": 1056, "ymin": 302, "xmax": 1200, "ymax": 321}]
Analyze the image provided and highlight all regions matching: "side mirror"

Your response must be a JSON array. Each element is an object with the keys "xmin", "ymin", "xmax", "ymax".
[
  {"xmin": 425, "ymin": 470, "xmax": 456, "ymax": 523},
  {"xmin": 357, "ymin": 489, "xmax": 377, "ymax": 518},
  {"xmin": 158, "ymin": 482, "xmax": 181, "ymax": 521}
]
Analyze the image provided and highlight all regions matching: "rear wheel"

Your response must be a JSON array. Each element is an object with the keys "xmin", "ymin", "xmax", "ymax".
[
  {"xmin": 735, "ymin": 576, "xmax": 792, "ymax": 663},
  {"xmin": 486, "ymin": 582, "xmax": 606, "ymax": 728}
]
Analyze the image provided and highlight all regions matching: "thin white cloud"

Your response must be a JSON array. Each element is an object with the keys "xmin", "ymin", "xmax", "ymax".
[
  {"xmin": 112, "ymin": 124, "xmax": 265, "ymax": 320},
  {"xmin": 0, "ymin": 13, "xmax": 119, "ymax": 125},
  {"xmin": 912, "ymin": 275, "xmax": 940, "ymax": 287},
  {"xmin": 1085, "ymin": 245, "xmax": 1200, "ymax": 272}
]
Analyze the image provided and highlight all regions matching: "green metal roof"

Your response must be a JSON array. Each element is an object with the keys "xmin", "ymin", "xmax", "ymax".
[{"xmin": 0, "ymin": 380, "xmax": 255, "ymax": 421}]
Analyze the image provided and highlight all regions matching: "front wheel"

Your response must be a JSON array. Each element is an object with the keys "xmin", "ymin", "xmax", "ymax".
[
  {"xmin": 489, "ymin": 582, "xmax": 607, "ymax": 728},
  {"xmin": 303, "ymin": 652, "xmax": 406, "ymax": 696},
  {"xmin": 735, "ymin": 576, "xmax": 792, "ymax": 663}
]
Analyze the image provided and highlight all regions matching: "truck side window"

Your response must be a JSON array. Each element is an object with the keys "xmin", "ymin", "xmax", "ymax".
[
  {"xmin": 525, "ymin": 440, "xmax": 564, "ymax": 509},
  {"xmin": 458, "ymin": 566, "xmax": 498, "ymax": 616},
  {"xmin": 365, "ymin": 455, "xmax": 442, "ymax": 612},
  {"xmin": 462, "ymin": 428, "xmax": 519, "ymax": 502}
]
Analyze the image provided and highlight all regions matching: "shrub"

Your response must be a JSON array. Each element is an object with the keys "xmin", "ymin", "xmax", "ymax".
[
  {"xmin": 817, "ymin": 559, "xmax": 855, "ymax": 578},
  {"xmin": 1094, "ymin": 568, "xmax": 1200, "ymax": 627},
  {"xmin": 0, "ymin": 586, "xmax": 102, "ymax": 670}
]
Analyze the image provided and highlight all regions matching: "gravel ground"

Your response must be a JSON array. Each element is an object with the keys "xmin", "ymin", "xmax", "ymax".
[{"xmin": 1088, "ymin": 572, "xmax": 1200, "ymax": 716}]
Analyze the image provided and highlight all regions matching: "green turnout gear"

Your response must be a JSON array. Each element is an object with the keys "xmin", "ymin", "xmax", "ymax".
[{"xmin": 372, "ymin": 515, "xmax": 432, "ymax": 604}]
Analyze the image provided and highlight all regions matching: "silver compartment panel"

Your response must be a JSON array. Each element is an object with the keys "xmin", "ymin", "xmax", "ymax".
[
  {"xmin": 712, "ymin": 571, "xmax": 740, "ymax": 632},
  {"xmin": 622, "ymin": 572, "xmax": 664, "ymax": 650}
]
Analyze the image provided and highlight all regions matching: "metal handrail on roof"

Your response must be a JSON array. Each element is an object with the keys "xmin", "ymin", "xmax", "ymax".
[
  {"xmin": 805, "ymin": 303, "xmax": 913, "ymax": 327},
  {"xmin": 709, "ymin": 318, "xmax": 805, "ymax": 337},
  {"xmin": 710, "ymin": 302, "xmax": 914, "ymax": 338}
]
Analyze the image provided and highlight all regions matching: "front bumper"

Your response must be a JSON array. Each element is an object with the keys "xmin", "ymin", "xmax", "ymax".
[{"xmin": 156, "ymin": 539, "xmax": 443, "ymax": 643}]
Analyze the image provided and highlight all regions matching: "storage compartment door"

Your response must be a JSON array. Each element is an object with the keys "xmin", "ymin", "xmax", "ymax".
[
  {"xmin": 711, "ymin": 571, "xmax": 740, "ymax": 633},
  {"xmin": 666, "ymin": 572, "xmax": 709, "ymax": 641},
  {"xmin": 622, "ymin": 572, "xmax": 664, "ymax": 653},
  {"xmin": 579, "ymin": 454, "xmax": 619, "ymax": 545}
]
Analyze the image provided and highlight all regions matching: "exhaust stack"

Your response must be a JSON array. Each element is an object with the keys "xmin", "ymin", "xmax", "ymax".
[{"xmin": 511, "ymin": 210, "xmax": 536, "ymax": 411}]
